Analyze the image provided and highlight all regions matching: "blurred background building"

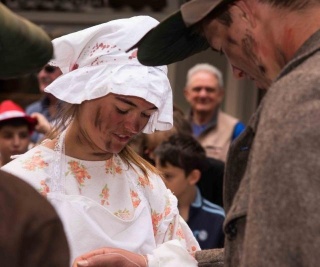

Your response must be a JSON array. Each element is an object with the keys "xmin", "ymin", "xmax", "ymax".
[{"xmin": 0, "ymin": 0, "xmax": 264, "ymax": 124}]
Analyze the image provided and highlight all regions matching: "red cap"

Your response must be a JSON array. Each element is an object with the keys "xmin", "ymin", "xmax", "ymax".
[{"xmin": 0, "ymin": 100, "xmax": 37, "ymax": 132}]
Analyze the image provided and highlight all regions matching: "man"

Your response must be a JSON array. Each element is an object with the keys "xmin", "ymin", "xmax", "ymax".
[
  {"xmin": 132, "ymin": 0, "xmax": 320, "ymax": 266},
  {"xmin": 185, "ymin": 63, "xmax": 245, "ymax": 162},
  {"xmin": 26, "ymin": 64, "xmax": 62, "ymax": 144},
  {"xmin": 0, "ymin": 3, "xmax": 70, "ymax": 266}
]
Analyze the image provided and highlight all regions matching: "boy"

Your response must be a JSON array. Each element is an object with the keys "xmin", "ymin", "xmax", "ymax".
[
  {"xmin": 154, "ymin": 133, "xmax": 225, "ymax": 249},
  {"xmin": 0, "ymin": 100, "xmax": 36, "ymax": 166}
]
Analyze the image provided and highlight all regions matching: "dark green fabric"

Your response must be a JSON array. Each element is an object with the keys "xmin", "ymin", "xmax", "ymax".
[{"xmin": 0, "ymin": 3, "xmax": 53, "ymax": 79}]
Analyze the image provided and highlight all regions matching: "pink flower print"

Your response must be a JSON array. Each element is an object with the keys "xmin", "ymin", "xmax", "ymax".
[
  {"xmin": 175, "ymin": 225, "xmax": 186, "ymax": 240},
  {"xmin": 114, "ymin": 209, "xmax": 131, "ymax": 220},
  {"xmin": 100, "ymin": 184, "xmax": 110, "ymax": 206},
  {"xmin": 105, "ymin": 158, "xmax": 122, "ymax": 175},
  {"xmin": 164, "ymin": 197, "xmax": 171, "ymax": 217},
  {"xmin": 168, "ymin": 222, "xmax": 174, "ymax": 238},
  {"xmin": 67, "ymin": 160, "xmax": 91, "ymax": 187},
  {"xmin": 130, "ymin": 190, "xmax": 141, "ymax": 208},
  {"xmin": 151, "ymin": 209, "xmax": 163, "ymax": 236},
  {"xmin": 128, "ymin": 50, "xmax": 138, "ymax": 59},
  {"xmin": 189, "ymin": 245, "xmax": 198, "ymax": 254},
  {"xmin": 71, "ymin": 63, "xmax": 79, "ymax": 71},
  {"xmin": 138, "ymin": 176, "xmax": 153, "ymax": 189},
  {"xmin": 22, "ymin": 151, "xmax": 48, "ymax": 171},
  {"xmin": 39, "ymin": 180, "xmax": 50, "ymax": 197}
]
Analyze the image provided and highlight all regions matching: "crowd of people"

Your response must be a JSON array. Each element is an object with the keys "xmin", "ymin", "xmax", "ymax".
[{"xmin": 1, "ymin": 0, "xmax": 320, "ymax": 266}]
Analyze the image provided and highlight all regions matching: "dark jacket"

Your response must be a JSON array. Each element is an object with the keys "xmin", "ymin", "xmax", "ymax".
[{"xmin": 197, "ymin": 157, "xmax": 224, "ymax": 207}]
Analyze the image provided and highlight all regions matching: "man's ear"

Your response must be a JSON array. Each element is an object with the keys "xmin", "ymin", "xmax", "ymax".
[
  {"xmin": 234, "ymin": 0, "xmax": 257, "ymax": 28},
  {"xmin": 217, "ymin": 87, "xmax": 225, "ymax": 104},
  {"xmin": 187, "ymin": 169, "xmax": 201, "ymax": 185},
  {"xmin": 184, "ymin": 87, "xmax": 190, "ymax": 100}
]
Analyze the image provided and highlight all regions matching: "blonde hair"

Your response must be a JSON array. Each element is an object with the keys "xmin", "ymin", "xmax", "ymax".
[{"xmin": 47, "ymin": 102, "xmax": 160, "ymax": 179}]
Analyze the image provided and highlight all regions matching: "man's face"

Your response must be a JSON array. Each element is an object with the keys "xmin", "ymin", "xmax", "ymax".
[
  {"xmin": 202, "ymin": 4, "xmax": 282, "ymax": 90},
  {"xmin": 184, "ymin": 71, "xmax": 223, "ymax": 114},
  {"xmin": 37, "ymin": 65, "xmax": 62, "ymax": 93}
]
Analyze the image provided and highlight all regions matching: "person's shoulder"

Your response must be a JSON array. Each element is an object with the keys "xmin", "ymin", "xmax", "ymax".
[
  {"xmin": 1, "ymin": 145, "xmax": 53, "ymax": 180},
  {"xmin": 25, "ymin": 100, "xmax": 42, "ymax": 114},
  {"xmin": 0, "ymin": 170, "xmax": 57, "ymax": 218},
  {"xmin": 232, "ymin": 121, "xmax": 246, "ymax": 140},
  {"xmin": 0, "ymin": 170, "xmax": 70, "ymax": 266},
  {"xmin": 205, "ymin": 157, "xmax": 225, "ymax": 169},
  {"xmin": 201, "ymin": 198, "xmax": 225, "ymax": 218}
]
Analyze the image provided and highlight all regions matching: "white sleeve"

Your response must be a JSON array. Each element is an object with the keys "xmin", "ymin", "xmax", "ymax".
[{"xmin": 147, "ymin": 240, "xmax": 198, "ymax": 267}]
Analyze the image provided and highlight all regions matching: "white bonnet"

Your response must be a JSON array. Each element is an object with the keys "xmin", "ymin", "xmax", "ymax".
[{"xmin": 45, "ymin": 16, "xmax": 173, "ymax": 133}]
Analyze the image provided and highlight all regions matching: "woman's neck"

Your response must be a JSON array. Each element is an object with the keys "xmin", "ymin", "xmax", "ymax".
[{"xmin": 63, "ymin": 122, "xmax": 113, "ymax": 161}]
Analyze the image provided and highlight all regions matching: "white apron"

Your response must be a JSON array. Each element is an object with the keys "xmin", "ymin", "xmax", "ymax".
[{"xmin": 48, "ymin": 130, "xmax": 156, "ymax": 263}]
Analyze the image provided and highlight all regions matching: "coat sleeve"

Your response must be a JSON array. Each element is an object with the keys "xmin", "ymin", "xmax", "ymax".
[{"xmin": 195, "ymin": 248, "xmax": 224, "ymax": 267}]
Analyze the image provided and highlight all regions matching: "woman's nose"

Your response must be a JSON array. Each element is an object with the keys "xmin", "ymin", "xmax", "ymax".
[{"xmin": 124, "ymin": 116, "xmax": 141, "ymax": 134}]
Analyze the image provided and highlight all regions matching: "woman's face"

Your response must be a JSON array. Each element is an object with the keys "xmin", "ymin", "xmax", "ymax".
[{"xmin": 74, "ymin": 93, "xmax": 157, "ymax": 159}]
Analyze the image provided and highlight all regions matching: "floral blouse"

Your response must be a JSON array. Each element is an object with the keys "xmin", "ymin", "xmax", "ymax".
[{"xmin": 2, "ymin": 145, "xmax": 200, "ymax": 266}]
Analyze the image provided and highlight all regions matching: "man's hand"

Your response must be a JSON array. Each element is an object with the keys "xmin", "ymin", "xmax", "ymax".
[{"xmin": 73, "ymin": 247, "xmax": 148, "ymax": 267}]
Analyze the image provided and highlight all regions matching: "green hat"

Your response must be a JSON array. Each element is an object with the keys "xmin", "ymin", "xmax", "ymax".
[
  {"xmin": 130, "ymin": 0, "xmax": 233, "ymax": 66},
  {"xmin": 0, "ymin": 3, "xmax": 53, "ymax": 79}
]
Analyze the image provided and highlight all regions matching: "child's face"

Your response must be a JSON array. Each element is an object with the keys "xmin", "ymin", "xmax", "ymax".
[
  {"xmin": 0, "ymin": 125, "xmax": 30, "ymax": 165},
  {"xmin": 155, "ymin": 159, "xmax": 191, "ymax": 199}
]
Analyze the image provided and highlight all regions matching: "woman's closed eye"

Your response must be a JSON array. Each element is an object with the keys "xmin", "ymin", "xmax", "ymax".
[
  {"xmin": 141, "ymin": 112, "xmax": 152, "ymax": 119},
  {"xmin": 116, "ymin": 107, "xmax": 129, "ymax": 115}
]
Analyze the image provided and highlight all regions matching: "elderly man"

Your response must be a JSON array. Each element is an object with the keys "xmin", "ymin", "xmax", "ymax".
[
  {"xmin": 185, "ymin": 63, "xmax": 245, "ymax": 162},
  {"xmin": 0, "ymin": 3, "xmax": 69, "ymax": 267},
  {"xmin": 132, "ymin": 0, "xmax": 320, "ymax": 266}
]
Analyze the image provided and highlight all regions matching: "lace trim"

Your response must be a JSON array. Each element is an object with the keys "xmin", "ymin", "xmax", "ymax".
[{"xmin": 50, "ymin": 130, "xmax": 67, "ymax": 193}]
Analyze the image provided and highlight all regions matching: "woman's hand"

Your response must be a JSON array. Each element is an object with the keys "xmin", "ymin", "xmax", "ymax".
[{"xmin": 73, "ymin": 247, "xmax": 148, "ymax": 267}]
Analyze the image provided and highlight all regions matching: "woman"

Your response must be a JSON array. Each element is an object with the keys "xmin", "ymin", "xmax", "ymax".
[{"xmin": 2, "ymin": 16, "xmax": 200, "ymax": 266}]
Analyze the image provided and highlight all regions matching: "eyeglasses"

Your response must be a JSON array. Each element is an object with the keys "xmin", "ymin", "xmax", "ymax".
[{"xmin": 43, "ymin": 65, "xmax": 57, "ymax": 73}]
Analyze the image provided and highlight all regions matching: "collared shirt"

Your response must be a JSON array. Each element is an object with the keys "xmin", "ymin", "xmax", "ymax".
[{"xmin": 190, "ymin": 109, "xmax": 245, "ymax": 141}]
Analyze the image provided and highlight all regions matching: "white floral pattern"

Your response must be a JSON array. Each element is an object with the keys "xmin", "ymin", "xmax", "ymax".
[{"xmin": 2, "ymin": 144, "xmax": 200, "ymax": 264}]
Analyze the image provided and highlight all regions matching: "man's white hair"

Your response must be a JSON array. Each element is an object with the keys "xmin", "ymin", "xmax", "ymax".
[{"xmin": 186, "ymin": 63, "xmax": 224, "ymax": 88}]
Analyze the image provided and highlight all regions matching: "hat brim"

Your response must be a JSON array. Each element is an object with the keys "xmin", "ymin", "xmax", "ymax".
[
  {"xmin": 0, "ymin": 116, "xmax": 37, "ymax": 133},
  {"xmin": 0, "ymin": 3, "xmax": 53, "ymax": 79},
  {"xmin": 133, "ymin": 11, "xmax": 209, "ymax": 66},
  {"xmin": 131, "ymin": 0, "xmax": 234, "ymax": 66}
]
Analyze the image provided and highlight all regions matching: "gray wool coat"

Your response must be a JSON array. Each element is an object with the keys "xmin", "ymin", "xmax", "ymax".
[{"xmin": 196, "ymin": 29, "xmax": 320, "ymax": 267}]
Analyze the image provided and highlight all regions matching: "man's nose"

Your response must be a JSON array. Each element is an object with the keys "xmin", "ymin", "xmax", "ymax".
[
  {"xmin": 199, "ymin": 87, "xmax": 208, "ymax": 97},
  {"xmin": 232, "ymin": 66, "xmax": 245, "ymax": 79}
]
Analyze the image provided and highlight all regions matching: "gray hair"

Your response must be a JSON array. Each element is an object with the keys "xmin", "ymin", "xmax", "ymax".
[{"xmin": 186, "ymin": 63, "xmax": 224, "ymax": 88}]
